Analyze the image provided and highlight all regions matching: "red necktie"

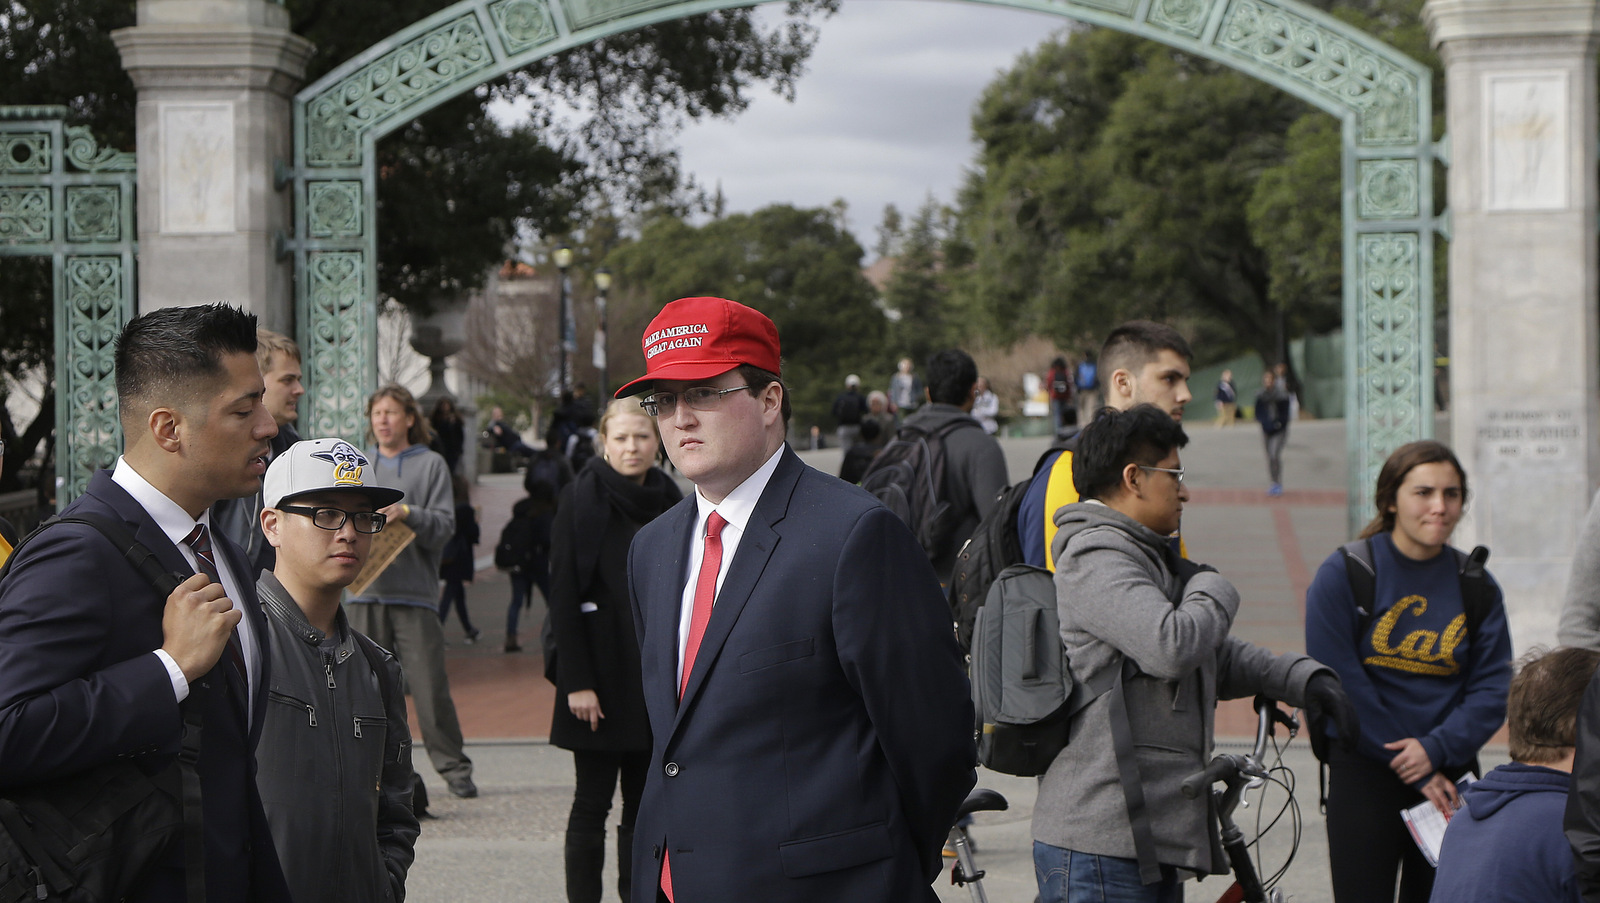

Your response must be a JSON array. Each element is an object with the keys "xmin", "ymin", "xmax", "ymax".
[{"xmin": 662, "ymin": 510, "xmax": 727, "ymax": 902}]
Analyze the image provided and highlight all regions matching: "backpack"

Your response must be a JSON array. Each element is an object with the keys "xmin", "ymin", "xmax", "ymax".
[
  {"xmin": 1075, "ymin": 361, "xmax": 1098, "ymax": 391},
  {"xmin": 859, "ymin": 420, "xmax": 971, "ymax": 560},
  {"xmin": 494, "ymin": 515, "xmax": 541, "ymax": 572},
  {"xmin": 1050, "ymin": 371, "xmax": 1071, "ymax": 397},
  {"xmin": 0, "ymin": 515, "xmax": 208, "ymax": 903},
  {"xmin": 968, "ymin": 562, "xmax": 1161, "ymax": 882},
  {"xmin": 948, "ymin": 479, "xmax": 1032, "ymax": 653}
]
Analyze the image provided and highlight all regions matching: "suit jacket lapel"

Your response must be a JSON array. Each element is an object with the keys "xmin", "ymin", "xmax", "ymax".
[
  {"xmin": 651, "ymin": 500, "xmax": 697, "ymax": 724},
  {"xmin": 86, "ymin": 472, "xmax": 193, "ymax": 580},
  {"xmin": 672, "ymin": 448, "xmax": 802, "ymax": 734}
]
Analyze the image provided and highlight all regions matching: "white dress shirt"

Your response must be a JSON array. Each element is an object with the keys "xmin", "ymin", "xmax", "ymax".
[
  {"xmin": 113, "ymin": 457, "xmax": 259, "ymax": 719},
  {"xmin": 676, "ymin": 445, "xmax": 786, "ymax": 688}
]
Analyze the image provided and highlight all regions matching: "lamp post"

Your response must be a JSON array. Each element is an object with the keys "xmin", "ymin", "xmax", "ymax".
[
  {"xmin": 593, "ymin": 267, "xmax": 611, "ymax": 398},
  {"xmin": 554, "ymin": 243, "xmax": 574, "ymax": 397}
]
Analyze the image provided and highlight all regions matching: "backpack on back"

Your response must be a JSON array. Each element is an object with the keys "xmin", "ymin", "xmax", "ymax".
[
  {"xmin": 970, "ymin": 564, "xmax": 1074, "ymax": 776},
  {"xmin": 859, "ymin": 420, "xmax": 970, "ymax": 560},
  {"xmin": 494, "ymin": 515, "xmax": 541, "ymax": 571},
  {"xmin": 948, "ymin": 479, "xmax": 1032, "ymax": 653}
]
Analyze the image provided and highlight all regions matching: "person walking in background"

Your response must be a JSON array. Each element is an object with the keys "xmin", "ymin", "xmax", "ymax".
[
  {"xmin": 499, "ymin": 480, "xmax": 555, "ymax": 654},
  {"xmin": 525, "ymin": 425, "xmax": 576, "ymax": 499},
  {"xmin": 837, "ymin": 418, "xmax": 883, "ymax": 485},
  {"xmin": 619, "ymin": 296, "xmax": 973, "ymax": 901},
  {"xmin": 1431, "ymin": 646, "xmax": 1596, "ymax": 903},
  {"xmin": 1214, "ymin": 369, "xmax": 1237, "ymax": 428},
  {"xmin": 1255, "ymin": 368, "xmax": 1292, "ymax": 496},
  {"xmin": 254, "ymin": 438, "xmax": 420, "ymax": 903},
  {"xmin": 972, "ymin": 375, "xmax": 1000, "ymax": 436},
  {"xmin": 548, "ymin": 397, "xmax": 681, "ymax": 903},
  {"xmin": 1046, "ymin": 356, "xmax": 1073, "ymax": 435},
  {"xmin": 831, "ymin": 374, "xmax": 867, "ymax": 449},
  {"xmin": 895, "ymin": 349, "xmax": 1010, "ymax": 581},
  {"xmin": 436, "ymin": 473, "xmax": 481, "ymax": 644},
  {"xmin": 346, "ymin": 385, "xmax": 478, "ymax": 800},
  {"xmin": 1305, "ymin": 440, "xmax": 1513, "ymax": 903},
  {"xmin": 1074, "ymin": 349, "xmax": 1101, "ymax": 425},
  {"xmin": 889, "ymin": 356, "xmax": 923, "ymax": 416},
  {"xmin": 429, "ymin": 397, "xmax": 466, "ymax": 474},
  {"xmin": 863, "ymin": 390, "xmax": 895, "ymax": 448}
]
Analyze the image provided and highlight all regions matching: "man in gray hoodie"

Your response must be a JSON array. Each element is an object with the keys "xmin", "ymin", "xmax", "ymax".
[{"xmin": 1032, "ymin": 404, "xmax": 1358, "ymax": 902}]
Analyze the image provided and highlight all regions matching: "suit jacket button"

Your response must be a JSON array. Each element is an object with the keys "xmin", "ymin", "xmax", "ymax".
[
  {"xmin": 664, "ymin": 762, "xmax": 679, "ymax": 777},
  {"xmin": 652, "ymin": 845, "xmax": 661, "ymax": 860}
]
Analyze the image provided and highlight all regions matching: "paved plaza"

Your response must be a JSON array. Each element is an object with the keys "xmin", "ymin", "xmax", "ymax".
[{"xmin": 402, "ymin": 414, "xmax": 1507, "ymax": 902}]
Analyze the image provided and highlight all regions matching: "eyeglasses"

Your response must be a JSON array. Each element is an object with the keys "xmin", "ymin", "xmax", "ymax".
[
  {"xmin": 278, "ymin": 505, "xmax": 387, "ymax": 534},
  {"xmin": 1138, "ymin": 465, "xmax": 1186, "ymax": 483},
  {"xmin": 638, "ymin": 385, "xmax": 752, "ymax": 418}
]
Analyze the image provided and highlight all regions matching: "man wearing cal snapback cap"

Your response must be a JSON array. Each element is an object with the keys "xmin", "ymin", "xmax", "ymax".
[
  {"xmin": 252, "ymin": 439, "xmax": 420, "ymax": 903},
  {"xmin": 619, "ymin": 296, "xmax": 975, "ymax": 902}
]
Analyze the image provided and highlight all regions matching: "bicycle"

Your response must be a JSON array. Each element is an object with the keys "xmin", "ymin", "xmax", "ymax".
[
  {"xmin": 948, "ymin": 787, "xmax": 1008, "ymax": 903},
  {"xmin": 1180, "ymin": 696, "xmax": 1304, "ymax": 903}
]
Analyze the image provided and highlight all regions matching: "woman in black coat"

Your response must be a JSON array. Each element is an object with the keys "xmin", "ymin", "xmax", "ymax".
[{"xmin": 548, "ymin": 398, "xmax": 681, "ymax": 903}]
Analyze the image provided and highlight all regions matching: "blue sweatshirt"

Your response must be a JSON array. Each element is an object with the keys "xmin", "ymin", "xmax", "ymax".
[
  {"xmin": 1304, "ymin": 532, "xmax": 1512, "ymax": 778},
  {"xmin": 1429, "ymin": 763, "xmax": 1579, "ymax": 903}
]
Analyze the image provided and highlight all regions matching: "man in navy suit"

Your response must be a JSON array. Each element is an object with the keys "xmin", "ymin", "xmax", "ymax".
[
  {"xmin": 618, "ymin": 296, "xmax": 976, "ymax": 902},
  {"xmin": 0, "ymin": 303, "xmax": 292, "ymax": 902}
]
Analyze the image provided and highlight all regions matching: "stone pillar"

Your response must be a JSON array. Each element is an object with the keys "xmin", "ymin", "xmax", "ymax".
[
  {"xmin": 1424, "ymin": 0, "xmax": 1600, "ymax": 651},
  {"xmin": 112, "ymin": 0, "xmax": 314, "ymax": 332}
]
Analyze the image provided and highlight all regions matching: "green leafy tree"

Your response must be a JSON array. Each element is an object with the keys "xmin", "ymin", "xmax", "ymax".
[
  {"xmin": 885, "ymin": 198, "xmax": 959, "ymax": 368},
  {"xmin": 605, "ymin": 204, "xmax": 889, "ymax": 431},
  {"xmin": 0, "ymin": 0, "xmax": 836, "ymax": 486}
]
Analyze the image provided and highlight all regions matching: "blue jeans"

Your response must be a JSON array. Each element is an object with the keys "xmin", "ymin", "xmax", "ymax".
[
  {"xmin": 1034, "ymin": 843, "xmax": 1183, "ymax": 903},
  {"xmin": 506, "ymin": 570, "xmax": 548, "ymax": 636}
]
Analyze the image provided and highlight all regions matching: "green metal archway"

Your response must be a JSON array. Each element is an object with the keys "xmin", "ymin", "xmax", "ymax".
[{"xmin": 286, "ymin": 0, "xmax": 1439, "ymax": 526}]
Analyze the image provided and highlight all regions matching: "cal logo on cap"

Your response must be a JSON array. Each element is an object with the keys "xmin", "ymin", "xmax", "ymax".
[{"xmin": 310, "ymin": 441, "xmax": 370, "ymax": 488}]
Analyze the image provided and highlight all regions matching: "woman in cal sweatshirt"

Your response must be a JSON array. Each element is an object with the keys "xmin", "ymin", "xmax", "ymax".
[{"xmin": 1305, "ymin": 440, "xmax": 1513, "ymax": 903}]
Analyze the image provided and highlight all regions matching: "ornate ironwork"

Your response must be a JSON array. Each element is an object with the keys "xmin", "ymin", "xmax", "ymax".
[
  {"xmin": 304, "ymin": 251, "xmax": 372, "ymax": 441},
  {"xmin": 0, "ymin": 108, "xmax": 137, "ymax": 504},
  {"xmin": 289, "ymin": 0, "xmax": 1435, "ymax": 532}
]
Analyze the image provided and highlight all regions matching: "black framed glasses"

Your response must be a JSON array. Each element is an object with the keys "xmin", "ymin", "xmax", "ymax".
[
  {"xmin": 638, "ymin": 385, "xmax": 752, "ymax": 418},
  {"xmin": 1137, "ymin": 465, "xmax": 1186, "ymax": 483},
  {"xmin": 278, "ymin": 505, "xmax": 387, "ymax": 533}
]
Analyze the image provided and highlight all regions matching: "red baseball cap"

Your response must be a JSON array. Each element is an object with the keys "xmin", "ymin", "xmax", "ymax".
[{"xmin": 614, "ymin": 297, "xmax": 782, "ymax": 398}]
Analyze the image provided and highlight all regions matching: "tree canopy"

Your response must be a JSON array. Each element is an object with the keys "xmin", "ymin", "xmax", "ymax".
[
  {"xmin": 949, "ymin": 0, "xmax": 1438, "ymax": 367},
  {"xmin": 0, "ymin": 0, "xmax": 836, "ymax": 486}
]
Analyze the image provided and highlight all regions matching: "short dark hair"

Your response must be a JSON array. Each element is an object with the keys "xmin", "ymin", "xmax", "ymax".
[
  {"xmin": 1359, "ymin": 440, "xmax": 1469, "ymax": 539},
  {"xmin": 1072, "ymin": 404, "xmax": 1189, "ymax": 500},
  {"xmin": 115, "ymin": 304, "xmax": 259, "ymax": 426},
  {"xmin": 1099, "ymin": 321, "xmax": 1193, "ymax": 378},
  {"xmin": 736, "ymin": 364, "xmax": 790, "ymax": 427},
  {"xmin": 858, "ymin": 418, "xmax": 881, "ymax": 443},
  {"xmin": 925, "ymin": 349, "xmax": 978, "ymax": 406},
  {"xmin": 1507, "ymin": 646, "xmax": 1600, "ymax": 764}
]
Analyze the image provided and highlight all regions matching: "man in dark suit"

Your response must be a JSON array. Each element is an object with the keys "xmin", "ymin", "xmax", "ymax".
[
  {"xmin": 0, "ymin": 303, "xmax": 292, "ymax": 902},
  {"xmin": 617, "ymin": 296, "xmax": 975, "ymax": 902}
]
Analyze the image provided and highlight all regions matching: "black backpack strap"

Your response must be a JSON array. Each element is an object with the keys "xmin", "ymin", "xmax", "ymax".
[
  {"xmin": 1456, "ymin": 545, "xmax": 1493, "ymax": 636},
  {"xmin": 1338, "ymin": 538, "xmax": 1377, "ymax": 635},
  {"xmin": 0, "ymin": 513, "xmax": 207, "ymax": 903},
  {"xmin": 352, "ymin": 631, "xmax": 399, "ymax": 724},
  {"xmin": 1101, "ymin": 659, "xmax": 1160, "ymax": 885}
]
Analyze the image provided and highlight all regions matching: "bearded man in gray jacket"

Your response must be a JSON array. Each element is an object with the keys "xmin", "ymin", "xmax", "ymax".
[{"xmin": 1032, "ymin": 405, "xmax": 1359, "ymax": 903}]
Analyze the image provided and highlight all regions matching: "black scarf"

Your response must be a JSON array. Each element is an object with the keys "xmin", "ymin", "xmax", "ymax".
[{"xmin": 570, "ymin": 456, "xmax": 682, "ymax": 595}]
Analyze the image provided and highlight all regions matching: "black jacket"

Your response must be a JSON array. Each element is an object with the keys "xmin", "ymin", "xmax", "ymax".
[
  {"xmin": 547, "ymin": 460, "xmax": 680, "ymax": 751},
  {"xmin": 1565, "ymin": 665, "xmax": 1600, "ymax": 901},
  {"xmin": 255, "ymin": 573, "xmax": 419, "ymax": 903}
]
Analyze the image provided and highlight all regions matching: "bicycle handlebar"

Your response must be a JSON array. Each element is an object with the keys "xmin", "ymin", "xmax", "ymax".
[
  {"xmin": 1182, "ymin": 696, "xmax": 1295, "ymax": 800},
  {"xmin": 1181, "ymin": 755, "xmax": 1241, "ymax": 800}
]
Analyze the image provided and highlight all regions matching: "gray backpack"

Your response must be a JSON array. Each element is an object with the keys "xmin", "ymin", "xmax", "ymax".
[
  {"xmin": 970, "ymin": 564, "xmax": 1089, "ymax": 776},
  {"xmin": 969, "ymin": 562, "xmax": 1162, "ymax": 883}
]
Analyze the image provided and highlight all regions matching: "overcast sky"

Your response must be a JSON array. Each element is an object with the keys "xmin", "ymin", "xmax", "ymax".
[{"xmin": 674, "ymin": 1, "xmax": 1068, "ymax": 248}]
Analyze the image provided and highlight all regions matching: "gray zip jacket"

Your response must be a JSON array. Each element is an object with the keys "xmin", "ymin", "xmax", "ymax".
[
  {"xmin": 1031, "ymin": 501, "xmax": 1329, "ymax": 875},
  {"xmin": 255, "ymin": 573, "xmax": 420, "ymax": 903}
]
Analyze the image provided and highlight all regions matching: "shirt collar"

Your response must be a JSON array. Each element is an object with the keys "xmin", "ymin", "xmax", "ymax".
[
  {"xmin": 693, "ymin": 444, "xmax": 786, "ymax": 535},
  {"xmin": 112, "ymin": 456, "xmax": 209, "ymax": 548}
]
